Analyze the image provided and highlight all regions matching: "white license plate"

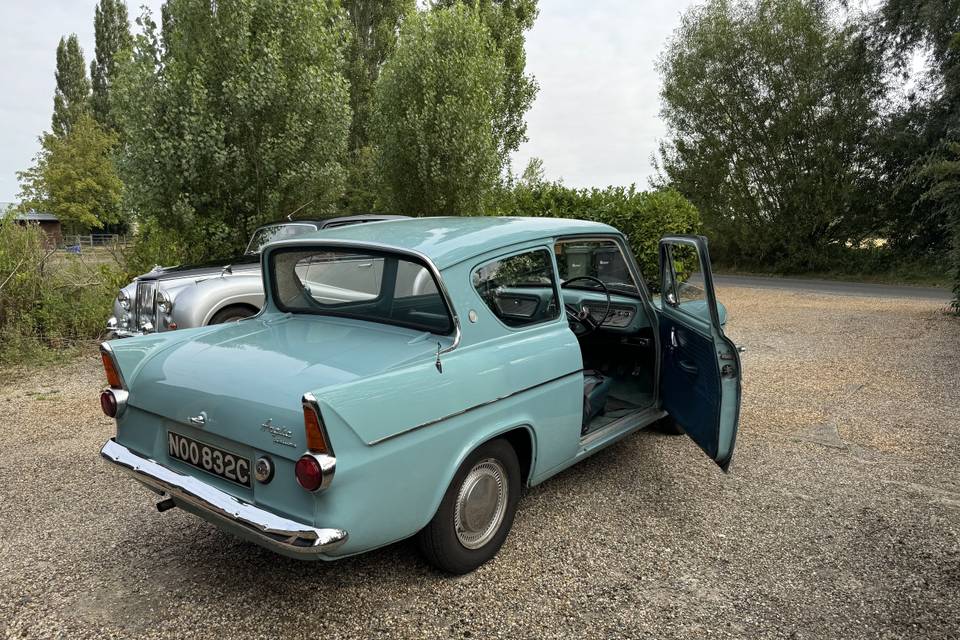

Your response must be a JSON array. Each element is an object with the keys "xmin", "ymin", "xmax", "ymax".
[{"xmin": 167, "ymin": 432, "xmax": 251, "ymax": 487}]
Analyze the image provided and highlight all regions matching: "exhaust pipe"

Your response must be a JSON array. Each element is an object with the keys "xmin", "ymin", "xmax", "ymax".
[{"xmin": 156, "ymin": 498, "xmax": 177, "ymax": 513}]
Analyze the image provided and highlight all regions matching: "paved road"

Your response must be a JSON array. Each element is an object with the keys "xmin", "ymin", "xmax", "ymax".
[{"xmin": 713, "ymin": 273, "xmax": 953, "ymax": 301}]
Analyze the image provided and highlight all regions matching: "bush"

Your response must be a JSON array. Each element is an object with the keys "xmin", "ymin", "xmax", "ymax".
[
  {"xmin": 0, "ymin": 220, "xmax": 124, "ymax": 365},
  {"xmin": 495, "ymin": 182, "xmax": 701, "ymax": 285}
]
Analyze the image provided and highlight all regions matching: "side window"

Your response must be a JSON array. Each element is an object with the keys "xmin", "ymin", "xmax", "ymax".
[
  {"xmin": 394, "ymin": 260, "xmax": 439, "ymax": 298},
  {"xmin": 662, "ymin": 243, "xmax": 708, "ymax": 316},
  {"xmin": 472, "ymin": 249, "xmax": 560, "ymax": 328}
]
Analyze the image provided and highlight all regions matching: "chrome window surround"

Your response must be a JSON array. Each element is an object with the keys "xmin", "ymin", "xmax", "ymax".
[
  {"xmin": 300, "ymin": 392, "xmax": 336, "ymax": 492},
  {"xmin": 262, "ymin": 239, "xmax": 461, "ymax": 355}
]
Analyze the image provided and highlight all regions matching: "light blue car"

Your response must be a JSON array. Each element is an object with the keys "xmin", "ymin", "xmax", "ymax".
[{"xmin": 99, "ymin": 216, "xmax": 741, "ymax": 574}]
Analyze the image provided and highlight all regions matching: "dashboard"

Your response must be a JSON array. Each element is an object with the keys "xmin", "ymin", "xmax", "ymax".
[
  {"xmin": 561, "ymin": 289, "xmax": 650, "ymax": 333},
  {"xmin": 485, "ymin": 287, "xmax": 650, "ymax": 333}
]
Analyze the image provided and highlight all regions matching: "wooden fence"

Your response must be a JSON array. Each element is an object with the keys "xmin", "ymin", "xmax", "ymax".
[{"xmin": 59, "ymin": 234, "xmax": 131, "ymax": 250}]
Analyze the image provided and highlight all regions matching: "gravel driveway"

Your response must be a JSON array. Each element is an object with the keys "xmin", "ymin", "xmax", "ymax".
[{"xmin": 1, "ymin": 286, "xmax": 958, "ymax": 639}]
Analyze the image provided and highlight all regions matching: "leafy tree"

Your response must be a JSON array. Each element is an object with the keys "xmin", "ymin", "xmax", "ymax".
[
  {"xmin": 656, "ymin": 0, "xmax": 885, "ymax": 269},
  {"xmin": 17, "ymin": 113, "xmax": 123, "ymax": 232},
  {"xmin": 872, "ymin": 0, "xmax": 960, "ymax": 308},
  {"xmin": 343, "ymin": 0, "xmax": 415, "ymax": 154},
  {"xmin": 51, "ymin": 35, "xmax": 91, "ymax": 137},
  {"xmin": 113, "ymin": 0, "xmax": 351, "ymax": 260},
  {"xmin": 373, "ymin": 5, "xmax": 508, "ymax": 215},
  {"xmin": 432, "ymin": 0, "xmax": 539, "ymax": 160},
  {"xmin": 341, "ymin": 0, "xmax": 415, "ymax": 212},
  {"xmin": 918, "ymin": 141, "xmax": 960, "ymax": 310},
  {"xmin": 90, "ymin": 0, "xmax": 133, "ymax": 131}
]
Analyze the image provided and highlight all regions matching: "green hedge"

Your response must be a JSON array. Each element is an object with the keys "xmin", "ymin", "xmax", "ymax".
[
  {"xmin": 0, "ymin": 221, "xmax": 124, "ymax": 364},
  {"xmin": 494, "ymin": 183, "xmax": 701, "ymax": 285}
]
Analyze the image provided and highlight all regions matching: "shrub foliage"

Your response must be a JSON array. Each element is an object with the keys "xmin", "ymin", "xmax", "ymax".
[
  {"xmin": 0, "ymin": 221, "xmax": 124, "ymax": 364},
  {"xmin": 497, "ymin": 181, "xmax": 701, "ymax": 284}
]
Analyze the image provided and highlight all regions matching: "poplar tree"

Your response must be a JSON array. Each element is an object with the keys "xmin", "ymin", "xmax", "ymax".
[
  {"xmin": 90, "ymin": 0, "xmax": 132, "ymax": 130},
  {"xmin": 51, "ymin": 35, "xmax": 91, "ymax": 137}
]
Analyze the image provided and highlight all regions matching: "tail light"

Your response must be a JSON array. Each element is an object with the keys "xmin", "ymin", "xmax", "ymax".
[
  {"xmin": 101, "ymin": 348, "xmax": 124, "ymax": 389},
  {"xmin": 100, "ymin": 343, "xmax": 128, "ymax": 417},
  {"xmin": 100, "ymin": 389, "xmax": 128, "ymax": 418},
  {"xmin": 303, "ymin": 397, "xmax": 329, "ymax": 454},
  {"xmin": 297, "ymin": 393, "xmax": 336, "ymax": 492}
]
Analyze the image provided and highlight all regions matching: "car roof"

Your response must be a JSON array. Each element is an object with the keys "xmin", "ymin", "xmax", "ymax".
[
  {"xmin": 257, "ymin": 214, "xmax": 408, "ymax": 229},
  {"xmin": 278, "ymin": 216, "xmax": 620, "ymax": 269}
]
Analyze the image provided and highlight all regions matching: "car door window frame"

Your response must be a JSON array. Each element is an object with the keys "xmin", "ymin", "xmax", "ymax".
[
  {"xmin": 658, "ymin": 237, "xmax": 724, "ymax": 336},
  {"xmin": 470, "ymin": 245, "xmax": 564, "ymax": 332}
]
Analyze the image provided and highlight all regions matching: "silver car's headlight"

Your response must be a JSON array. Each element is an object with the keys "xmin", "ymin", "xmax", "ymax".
[
  {"xmin": 157, "ymin": 290, "xmax": 173, "ymax": 314},
  {"xmin": 117, "ymin": 289, "xmax": 130, "ymax": 310}
]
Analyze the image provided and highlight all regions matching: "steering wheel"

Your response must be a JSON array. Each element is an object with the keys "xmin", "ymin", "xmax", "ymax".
[{"xmin": 560, "ymin": 276, "xmax": 611, "ymax": 336}]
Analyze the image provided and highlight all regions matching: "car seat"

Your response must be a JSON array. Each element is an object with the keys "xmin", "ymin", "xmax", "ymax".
[{"xmin": 582, "ymin": 370, "xmax": 613, "ymax": 434}]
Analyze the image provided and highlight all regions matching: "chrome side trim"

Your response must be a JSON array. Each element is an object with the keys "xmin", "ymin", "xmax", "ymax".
[
  {"xmin": 100, "ymin": 439, "xmax": 348, "ymax": 557},
  {"xmin": 99, "ymin": 342, "xmax": 128, "ymax": 390},
  {"xmin": 262, "ymin": 239, "xmax": 461, "ymax": 354},
  {"xmin": 367, "ymin": 369, "xmax": 584, "ymax": 446}
]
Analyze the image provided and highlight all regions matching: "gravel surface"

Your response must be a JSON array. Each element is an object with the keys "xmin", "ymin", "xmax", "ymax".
[{"xmin": 1, "ymin": 286, "xmax": 958, "ymax": 639}]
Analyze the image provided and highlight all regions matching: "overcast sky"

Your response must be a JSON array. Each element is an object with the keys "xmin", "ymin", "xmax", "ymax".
[{"xmin": 0, "ymin": 0, "xmax": 695, "ymax": 203}]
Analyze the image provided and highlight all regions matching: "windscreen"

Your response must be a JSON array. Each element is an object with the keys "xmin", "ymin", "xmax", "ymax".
[
  {"xmin": 554, "ymin": 239, "xmax": 641, "ymax": 296},
  {"xmin": 270, "ymin": 247, "xmax": 453, "ymax": 334},
  {"xmin": 246, "ymin": 223, "xmax": 318, "ymax": 254}
]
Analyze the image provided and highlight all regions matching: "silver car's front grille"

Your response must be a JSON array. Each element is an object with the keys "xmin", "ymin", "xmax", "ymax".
[{"xmin": 135, "ymin": 280, "xmax": 157, "ymax": 332}]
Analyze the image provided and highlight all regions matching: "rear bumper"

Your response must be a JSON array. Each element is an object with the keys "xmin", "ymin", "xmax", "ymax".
[{"xmin": 100, "ymin": 438, "xmax": 348, "ymax": 558}]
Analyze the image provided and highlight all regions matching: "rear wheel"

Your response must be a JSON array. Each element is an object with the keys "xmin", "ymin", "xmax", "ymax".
[
  {"xmin": 209, "ymin": 305, "xmax": 257, "ymax": 325},
  {"xmin": 417, "ymin": 439, "xmax": 520, "ymax": 574}
]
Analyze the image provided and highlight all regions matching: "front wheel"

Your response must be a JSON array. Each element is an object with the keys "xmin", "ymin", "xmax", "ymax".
[
  {"xmin": 417, "ymin": 439, "xmax": 521, "ymax": 574},
  {"xmin": 209, "ymin": 305, "xmax": 256, "ymax": 325}
]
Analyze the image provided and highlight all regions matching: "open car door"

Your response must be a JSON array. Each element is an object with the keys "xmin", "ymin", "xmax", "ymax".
[{"xmin": 657, "ymin": 235, "xmax": 741, "ymax": 471}]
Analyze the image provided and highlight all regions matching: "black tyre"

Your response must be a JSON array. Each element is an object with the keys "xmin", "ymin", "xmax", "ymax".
[
  {"xmin": 417, "ymin": 438, "xmax": 521, "ymax": 574},
  {"xmin": 209, "ymin": 305, "xmax": 256, "ymax": 325},
  {"xmin": 654, "ymin": 414, "xmax": 685, "ymax": 435}
]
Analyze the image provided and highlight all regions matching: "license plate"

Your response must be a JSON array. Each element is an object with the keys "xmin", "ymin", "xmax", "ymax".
[{"xmin": 167, "ymin": 432, "xmax": 251, "ymax": 487}]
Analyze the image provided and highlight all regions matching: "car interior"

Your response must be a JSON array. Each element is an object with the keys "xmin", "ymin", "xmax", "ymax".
[
  {"xmin": 553, "ymin": 240, "xmax": 658, "ymax": 437},
  {"xmin": 472, "ymin": 239, "xmax": 659, "ymax": 438}
]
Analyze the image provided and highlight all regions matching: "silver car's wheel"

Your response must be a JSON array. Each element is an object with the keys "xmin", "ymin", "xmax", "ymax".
[{"xmin": 454, "ymin": 458, "xmax": 508, "ymax": 550}]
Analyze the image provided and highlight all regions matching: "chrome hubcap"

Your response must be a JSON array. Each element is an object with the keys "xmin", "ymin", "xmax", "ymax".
[{"xmin": 454, "ymin": 458, "xmax": 508, "ymax": 550}]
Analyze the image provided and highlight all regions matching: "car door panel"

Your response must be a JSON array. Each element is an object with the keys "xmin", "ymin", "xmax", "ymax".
[
  {"xmin": 657, "ymin": 235, "xmax": 741, "ymax": 471},
  {"xmin": 659, "ymin": 321, "xmax": 723, "ymax": 459}
]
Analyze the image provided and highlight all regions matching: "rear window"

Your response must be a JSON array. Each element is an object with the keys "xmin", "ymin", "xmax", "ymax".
[{"xmin": 269, "ymin": 247, "xmax": 452, "ymax": 335}]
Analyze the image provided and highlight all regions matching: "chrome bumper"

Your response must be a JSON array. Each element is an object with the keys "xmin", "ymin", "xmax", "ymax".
[
  {"xmin": 106, "ymin": 317, "xmax": 143, "ymax": 339},
  {"xmin": 100, "ymin": 439, "xmax": 348, "ymax": 558}
]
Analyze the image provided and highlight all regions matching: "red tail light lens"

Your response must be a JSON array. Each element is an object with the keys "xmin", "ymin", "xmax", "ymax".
[
  {"xmin": 100, "ymin": 389, "xmax": 118, "ymax": 417},
  {"xmin": 295, "ymin": 455, "xmax": 323, "ymax": 492}
]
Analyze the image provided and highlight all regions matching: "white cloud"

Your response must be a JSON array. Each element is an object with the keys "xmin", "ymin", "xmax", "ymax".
[{"xmin": 511, "ymin": 0, "xmax": 698, "ymax": 189}]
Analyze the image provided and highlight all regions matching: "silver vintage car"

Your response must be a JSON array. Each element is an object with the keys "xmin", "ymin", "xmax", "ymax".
[{"xmin": 107, "ymin": 215, "xmax": 406, "ymax": 338}]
